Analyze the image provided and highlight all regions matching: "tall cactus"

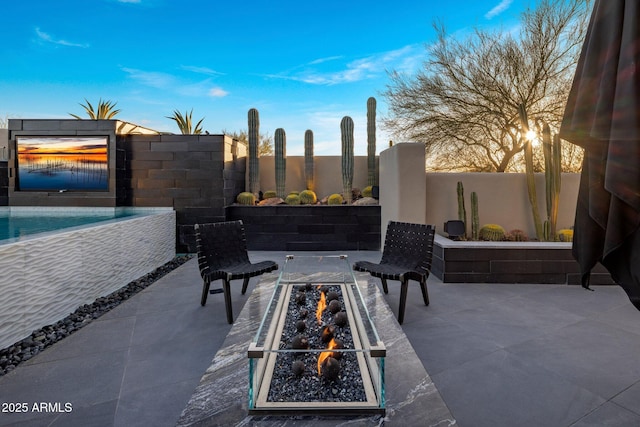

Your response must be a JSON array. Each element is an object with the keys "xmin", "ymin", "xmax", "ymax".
[
  {"xmin": 340, "ymin": 116, "xmax": 355, "ymax": 204},
  {"xmin": 366, "ymin": 97, "xmax": 377, "ymax": 186},
  {"xmin": 471, "ymin": 191, "xmax": 479, "ymax": 241},
  {"xmin": 247, "ymin": 108, "xmax": 260, "ymax": 194},
  {"xmin": 274, "ymin": 128, "xmax": 286, "ymax": 199},
  {"xmin": 457, "ymin": 181, "xmax": 468, "ymax": 238},
  {"xmin": 304, "ymin": 130, "xmax": 315, "ymax": 191},
  {"xmin": 542, "ymin": 122, "xmax": 562, "ymax": 241},
  {"xmin": 518, "ymin": 103, "xmax": 544, "ymax": 241}
]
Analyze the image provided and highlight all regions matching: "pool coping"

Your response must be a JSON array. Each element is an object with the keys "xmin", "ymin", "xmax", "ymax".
[{"xmin": 0, "ymin": 207, "xmax": 173, "ymax": 245}]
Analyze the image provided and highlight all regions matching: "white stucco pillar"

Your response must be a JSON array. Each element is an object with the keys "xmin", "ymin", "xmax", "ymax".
[{"xmin": 379, "ymin": 143, "xmax": 427, "ymax": 243}]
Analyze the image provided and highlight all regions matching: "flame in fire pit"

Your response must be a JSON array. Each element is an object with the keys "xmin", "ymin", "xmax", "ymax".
[
  {"xmin": 317, "ymin": 338, "xmax": 338, "ymax": 376},
  {"xmin": 316, "ymin": 290, "xmax": 326, "ymax": 325}
]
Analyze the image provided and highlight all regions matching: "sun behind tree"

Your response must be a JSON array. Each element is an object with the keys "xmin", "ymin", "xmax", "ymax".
[{"xmin": 383, "ymin": 0, "xmax": 591, "ymax": 172}]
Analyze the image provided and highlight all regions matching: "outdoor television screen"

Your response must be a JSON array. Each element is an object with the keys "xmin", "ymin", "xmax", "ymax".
[{"xmin": 16, "ymin": 136, "xmax": 109, "ymax": 191}]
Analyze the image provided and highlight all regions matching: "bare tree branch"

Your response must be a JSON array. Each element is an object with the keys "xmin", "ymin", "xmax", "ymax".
[{"xmin": 383, "ymin": 0, "xmax": 591, "ymax": 172}]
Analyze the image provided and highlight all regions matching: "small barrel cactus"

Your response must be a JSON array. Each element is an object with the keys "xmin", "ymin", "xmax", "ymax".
[
  {"xmin": 263, "ymin": 190, "xmax": 277, "ymax": 199},
  {"xmin": 479, "ymin": 224, "xmax": 506, "ymax": 241},
  {"xmin": 505, "ymin": 229, "xmax": 528, "ymax": 242},
  {"xmin": 236, "ymin": 192, "xmax": 256, "ymax": 205},
  {"xmin": 299, "ymin": 190, "xmax": 317, "ymax": 205},
  {"xmin": 362, "ymin": 185, "xmax": 373, "ymax": 198},
  {"xmin": 327, "ymin": 193, "xmax": 344, "ymax": 205},
  {"xmin": 558, "ymin": 229, "xmax": 574, "ymax": 242},
  {"xmin": 285, "ymin": 194, "xmax": 301, "ymax": 205}
]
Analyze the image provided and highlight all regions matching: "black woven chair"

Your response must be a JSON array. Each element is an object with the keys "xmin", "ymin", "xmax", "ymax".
[
  {"xmin": 354, "ymin": 221, "xmax": 435, "ymax": 324},
  {"xmin": 195, "ymin": 220, "xmax": 278, "ymax": 324}
]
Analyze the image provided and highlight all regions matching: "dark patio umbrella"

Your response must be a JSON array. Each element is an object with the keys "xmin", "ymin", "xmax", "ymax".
[{"xmin": 559, "ymin": 0, "xmax": 640, "ymax": 309}]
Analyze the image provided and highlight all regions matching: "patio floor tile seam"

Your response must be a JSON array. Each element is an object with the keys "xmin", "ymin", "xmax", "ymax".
[{"xmin": 609, "ymin": 381, "xmax": 640, "ymax": 415}]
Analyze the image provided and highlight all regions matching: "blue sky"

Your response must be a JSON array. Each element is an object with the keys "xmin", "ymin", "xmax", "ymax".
[{"xmin": 0, "ymin": 0, "xmax": 529, "ymax": 155}]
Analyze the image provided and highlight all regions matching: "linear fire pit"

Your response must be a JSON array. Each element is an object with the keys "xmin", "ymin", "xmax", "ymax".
[{"xmin": 248, "ymin": 255, "xmax": 386, "ymax": 415}]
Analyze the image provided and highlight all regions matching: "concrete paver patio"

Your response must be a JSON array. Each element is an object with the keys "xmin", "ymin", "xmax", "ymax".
[{"xmin": 1, "ymin": 250, "xmax": 640, "ymax": 426}]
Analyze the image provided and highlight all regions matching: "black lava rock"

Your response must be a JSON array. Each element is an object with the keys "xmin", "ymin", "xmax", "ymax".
[
  {"xmin": 292, "ymin": 360, "xmax": 305, "ymax": 376},
  {"xmin": 328, "ymin": 299, "xmax": 341, "ymax": 314},
  {"xmin": 334, "ymin": 311, "xmax": 348, "ymax": 327}
]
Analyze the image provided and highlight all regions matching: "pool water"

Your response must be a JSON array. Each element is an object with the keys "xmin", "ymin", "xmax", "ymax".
[{"xmin": 0, "ymin": 211, "xmax": 138, "ymax": 242}]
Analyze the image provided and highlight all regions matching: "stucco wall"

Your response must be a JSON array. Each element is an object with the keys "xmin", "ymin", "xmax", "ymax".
[
  {"xmin": 376, "ymin": 143, "xmax": 581, "ymax": 240},
  {"xmin": 426, "ymin": 172, "xmax": 580, "ymax": 238},
  {"xmin": 380, "ymin": 143, "xmax": 427, "ymax": 240}
]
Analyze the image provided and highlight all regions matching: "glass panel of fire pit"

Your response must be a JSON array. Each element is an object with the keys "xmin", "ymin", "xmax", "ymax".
[
  {"xmin": 279, "ymin": 254, "xmax": 356, "ymax": 284},
  {"xmin": 249, "ymin": 255, "xmax": 385, "ymax": 415}
]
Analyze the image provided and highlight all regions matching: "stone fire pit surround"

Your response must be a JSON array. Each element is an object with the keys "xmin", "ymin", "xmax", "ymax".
[{"xmin": 247, "ymin": 255, "xmax": 386, "ymax": 416}]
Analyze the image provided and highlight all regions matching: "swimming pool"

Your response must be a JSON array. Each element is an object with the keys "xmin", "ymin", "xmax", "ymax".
[
  {"xmin": 0, "ymin": 207, "xmax": 176, "ymax": 349},
  {"xmin": 0, "ymin": 208, "xmax": 138, "ymax": 243}
]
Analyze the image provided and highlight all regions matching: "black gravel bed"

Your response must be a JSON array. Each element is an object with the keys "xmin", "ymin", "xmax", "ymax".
[
  {"xmin": 266, "ymin": 284, "xmax": 367, "ymax": 403},
  {"xmin": 0, "ymin": 254, "xmax": 193, "ymax": 377}
]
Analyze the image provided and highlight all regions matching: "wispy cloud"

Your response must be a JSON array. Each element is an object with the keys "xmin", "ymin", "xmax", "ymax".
[
  {"xmin": 208, "ymin": 87, "xmax": 229, "ymax": 97},
  {"xmin": 121, "ymin": 67, "xmax": 228, "ymax": 98},
  {"xmin": 180, "ymin": 65, "xmax": 225, "ymax": 76},
  {"xmin": 485, "ymin": 0, "xmax": 513, "ymax": 19},
  {"xmin": 35, "ymin": 28, "xmax": 89, "ymax": 48},
  {"xmin": 308, "ymin": 56, "xmax": 344, "ymax": 65},
  {"xmin": 121, "ymin": 68, "xmax": 175, "ymax": 88},
  {"xmin": 118, "ymin": 0, "xmax": 141, "ymax": 3},
  {"xmin": 270, "ymin": 44, "xmax": 423, "ymax": 86}
]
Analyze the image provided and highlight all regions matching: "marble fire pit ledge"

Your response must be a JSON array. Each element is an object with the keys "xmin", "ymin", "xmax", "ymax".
[{"xmin": 177, "ymin": 273, "xmax": 455, "ymax": 427}]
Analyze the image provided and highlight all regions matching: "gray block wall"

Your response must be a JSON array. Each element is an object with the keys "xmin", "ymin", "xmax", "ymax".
[
  {"xmin": 123, "ymin": 133, "xmax": 246, "ymax": 252},
  {"xmin": 226, "ymin": 205, "xmax": 381, "ymax": 251},
  {"xmin": 0, "ymin": 162, "xmax": 7, "ymax": 206}
]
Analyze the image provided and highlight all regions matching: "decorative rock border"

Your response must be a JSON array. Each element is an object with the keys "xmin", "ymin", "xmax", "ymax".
[{"xmin": 0, "ymin": 255, "xmax": 193, "ymax": 377}]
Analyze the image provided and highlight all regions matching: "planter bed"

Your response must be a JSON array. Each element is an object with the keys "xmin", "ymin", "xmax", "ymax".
[
  {"xmin": 225, "ymin": 205, "xmax": 380, "ymax": 251},
  {"xmin": 432, "ymin": 234, "xmax": 614, "ymax": 285}
]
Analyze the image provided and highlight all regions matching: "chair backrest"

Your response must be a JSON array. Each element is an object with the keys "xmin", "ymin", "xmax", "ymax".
[
  {"xmin": 381, "ymin": 221, "xmax": 436, "ymax": 275},
  {"xmin": 194, "ymin": 221, "xmax": 251, "ymax": 277}
]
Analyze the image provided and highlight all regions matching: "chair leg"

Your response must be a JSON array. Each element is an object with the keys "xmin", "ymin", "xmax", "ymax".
[
  {"xmin": 381, "ymin": 278, "xmax": 389, "ymax": 294},
  {"xmin": 223, "ymin": 279, "xmax": 233, "ymax": 324},
  {"xmin": 398, "ymin": 279, "xmax": 409, "ymax": 325},
  {"xmin": 201, "ymin": 279, "xmax": 211, "ymax": 306},
  {"xmin": 241, "ymin": 277, "xmax": 250, "ymax": 295},
  {"xmin": 420, "ymin": 278, "xmax": 430, "ymax": 306}
]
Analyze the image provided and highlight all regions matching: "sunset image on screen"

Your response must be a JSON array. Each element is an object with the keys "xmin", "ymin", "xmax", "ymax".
[{"xmin": 17, "ymin": 136, "xmax": 109, "ymax": 191}]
